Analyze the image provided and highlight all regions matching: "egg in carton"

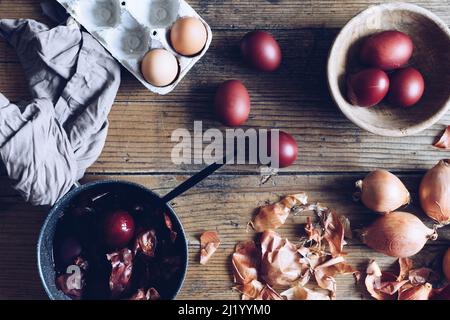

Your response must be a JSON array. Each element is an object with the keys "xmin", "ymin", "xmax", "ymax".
[{"xmin": 56, "ymin": 0, "xmax": 212, "ymax": 95}]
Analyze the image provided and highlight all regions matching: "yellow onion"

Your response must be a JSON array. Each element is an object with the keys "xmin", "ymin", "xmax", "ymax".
[
  {"xmin": 361, "ymin": 212, "xmax": 437, "ymax": 258},
  {"xmin": 443, "ymin": 248, "xmax": 450, "ymax": 282},
  {"xmin": 419, "ymin": 160, "xmax": 450, "ymax": 225},
  {"xmin": 356, "ymin": 170, "xmax": 410, "ymax": 214}
]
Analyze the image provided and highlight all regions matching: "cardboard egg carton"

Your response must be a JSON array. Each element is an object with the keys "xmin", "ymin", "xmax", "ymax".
[{"xmin": 56, "ymin": 0, "xmax": 212, "ymax": 95}]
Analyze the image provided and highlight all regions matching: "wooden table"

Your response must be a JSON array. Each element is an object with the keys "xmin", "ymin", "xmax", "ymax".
[{"xmin": 0, "ymin": 0, "xmax": 449, "ymax": 300}]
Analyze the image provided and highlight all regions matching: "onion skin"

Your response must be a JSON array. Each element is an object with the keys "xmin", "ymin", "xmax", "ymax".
[
  {"xmin": 361, "ymin": 212, "xmax": 437, "ymax": 258},
  {"xmin": 356, "ymin": 170, "xmax": 410, "ymax": 214},
  {"xmin": 443, "ymin": 248, "xmax": 450, "ymax": 282},
  {"xmin": 419, "ymin": 160, "xmax": 450, "ymax": 225},
  {"xmin": 398, "ymin": 283, "xmax": 432, "ymax": 300}
]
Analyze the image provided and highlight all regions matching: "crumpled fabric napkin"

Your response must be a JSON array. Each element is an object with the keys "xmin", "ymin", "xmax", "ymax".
[{"xmin": 0, "ymin": 18, "xmax": 121, "ymax": 205}]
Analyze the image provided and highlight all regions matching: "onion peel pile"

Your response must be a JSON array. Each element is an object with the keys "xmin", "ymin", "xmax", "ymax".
[
  {"xmin": 250, "ymin": 193, "xmax": 308, "ymax": 232},
  {"xmin": 433, "ymin": 126, "xmax": 450, "ymax": 150},
  {"xmin": 200, "ymin": 231, "xmax": 221, "ymax": 265},
  {"xmin": 364, "ymin": 258, "xmax": 447, "ymax": 300},
  {"xmin": 231, "ymin": 194, "xmax": 357, "ymax": 300},
  {"xmin": 297, "ymin": 203, "xmax": 349, "ymax": 257}
]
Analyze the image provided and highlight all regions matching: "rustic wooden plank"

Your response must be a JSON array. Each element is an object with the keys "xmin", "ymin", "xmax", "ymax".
[
  {"xmin": 0, "ymin": 174, "xmax": 448, "ymax": 299},
  {"xmin": 0, "ymin": 0, "xmax": 448, "ymax": 302},
  {"xmin": 0, "ymin": 29, "xmax": 334, "ymax": 102},
  {"xmin": 95, "ymin": 101, "xmax": 449, "ymax": 174},
  {"xmin": 0, "ymin": 0, "xmax": 449, "ymax": 28},
  {"xmin": 1, "ymin": 29, "xmax": 449, "ymax": 174},
  {"xmin": 181, "ymin": 244, "xmax": 448, "ymax": 300}
]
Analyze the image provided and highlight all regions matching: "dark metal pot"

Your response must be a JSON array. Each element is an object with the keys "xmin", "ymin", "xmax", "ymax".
[{"xmin": 37, "ymin": 180, "xmax": 188, "ymax": 300}]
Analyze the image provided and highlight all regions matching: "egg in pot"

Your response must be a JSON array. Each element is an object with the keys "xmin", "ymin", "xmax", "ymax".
[
  {"xmin": 141, "ymin": 48, "xmax": 179, "ymax": 87},
  {"xmin": 170, "ymin": 17, "xmax": 207, "ymax": 56}
]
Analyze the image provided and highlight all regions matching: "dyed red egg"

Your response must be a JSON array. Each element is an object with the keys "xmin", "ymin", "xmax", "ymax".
[
  {"xmin": 241, "ymin": 31, "xmax": 282, "ymax": 72},
  {"xmin": 388, "ymin": 67, "xmax": 425, "ymax": 107},
  {"xmin": 268, "ymin": 131, "xmax": 298, "ymax": 168},
  {"xmin": 102, "ymin": 210, "xmax": 135, "ymax": 248},
  {"xmin": 347, "ymin": 68, "xmax": 390, "ymax": 107},
  {"xmin": 360, "ymin": 30, "xmax": 413, "ymax": 70},
  {"xmin": 56, "ymin": 236, "xmax": 82, "ymax": 266},
  {"xmin": 214, "ymin": 80, "xmax": 251, "ymax": 127}
]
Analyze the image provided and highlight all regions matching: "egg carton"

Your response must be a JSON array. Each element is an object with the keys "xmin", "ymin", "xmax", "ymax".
[{"xmin": 56, "ymin": 0, "xmax": 212, "ymax": 95}]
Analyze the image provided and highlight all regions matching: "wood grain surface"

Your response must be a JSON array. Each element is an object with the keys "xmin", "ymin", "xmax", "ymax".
[
  {"xmin": 1, "ymin": 0, "xmax": 449, "ymax": 28},
  {"xmin": 0, "ymin": 175, "xmax": 448, "ymax": 300},
  {"xmin": 0, "ymin": 0, "xmax": 449, "ymax": 300},
  {"xmin": 1, "ymin": 30, "xmax": 449, "ymax": 174}
]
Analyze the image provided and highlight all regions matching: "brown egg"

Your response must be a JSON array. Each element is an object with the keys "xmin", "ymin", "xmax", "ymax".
[
  {"xmin": 170, "ymin": 17, "xmax": 207, "ymax": 56},
  {"xmin": 141, "ymin": 49, "xmax": 179, "ymax": 87}
]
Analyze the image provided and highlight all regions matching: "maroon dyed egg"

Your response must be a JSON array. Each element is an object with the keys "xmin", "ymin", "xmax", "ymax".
[
  {"xmin": 241, "ymin": 31, "xmax": 282, "ymax": 72},
  {"xmin": 347, "ymin": 68, "xmax": 390, "ymax": 107},
  {"xmin": 102, "ymin": 210, "xmax": 135, "ymax": 248},
  {"xmin": 268, "ymin": 131, "xmax": 298, "ymax": 169},
  {"xmin": 214, "ymin": 80, "xmax": 251, "ymax": 127},
  {"xmin": 388, "ymin": 67, "xmax": 425, "ymax": 107},
  {"xmin": 360, "ymin": 30, "xmax": 413, "ymax": 71},
  {"xmin": 56, "ymin": 236, "xmax": 82, "ymax": 266}
]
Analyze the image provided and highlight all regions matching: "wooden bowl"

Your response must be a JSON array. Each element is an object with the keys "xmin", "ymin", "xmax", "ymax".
[{"xmin": 328, "ymin": 3, "xmax": 450, "ymax": 137}]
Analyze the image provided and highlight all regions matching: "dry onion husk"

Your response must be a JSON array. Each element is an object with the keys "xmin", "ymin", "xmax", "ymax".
[
  {"xmin": 231, "ymin": 193, "xmax": 356, "ymax": 300},
  {"xmin": 364, "ymin": 258, "xmax": 446, "ymax": 300},
  {"xmin": 281, "ymin": 284, "xmax": 330, "ymax": 300},
  {"xmin": 250, "ymin": 193, "xmax": 308, "ymax": 232},
  {"xmin": 365, "ymin": 260, "xmax": 407, "ymax": 300},
  {"xmin": 129, "ymin": 287, "xmax": 161, "ymax": 300},
  {"xmin": 200, "ymin": 231, "xmax": 220, "ymax": 265},
  {"xmin": 398, "ymin": 283, "xmax": 433, "ymax": 300},
  {"xmin": 433, "ymin": 126, "xmax": 450, "ymax": 150},
  {"xmin": 260, "ymin": 230, "xmax": 309, "ymax": 286},
  {"xmin": 296, "ymin": 203, "xmax": 348, "ymax": 257},
  {"xmin": 231, "ymin": 241, "xmax": 260, "ymax": 284}
]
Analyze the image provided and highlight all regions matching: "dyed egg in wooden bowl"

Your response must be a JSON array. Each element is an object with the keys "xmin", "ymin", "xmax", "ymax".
[{"xmin": 328, "ymin": 3, "xmax": 450, "ymax": 137}]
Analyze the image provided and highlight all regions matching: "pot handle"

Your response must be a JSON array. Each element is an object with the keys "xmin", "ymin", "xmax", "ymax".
[{"xmin": 161, "ymin": 152, "xmax": 235, "ymax": 204}]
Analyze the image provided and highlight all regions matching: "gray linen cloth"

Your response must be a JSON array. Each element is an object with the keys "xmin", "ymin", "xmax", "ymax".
[{"xmin": 0, "ymin": 18, "xmax": 121, "ymax": 205}]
